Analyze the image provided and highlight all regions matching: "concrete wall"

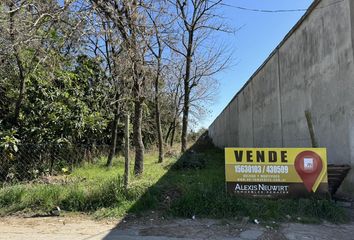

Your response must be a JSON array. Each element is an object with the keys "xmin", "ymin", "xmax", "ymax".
[{"xmin": 208, "ymin": 0, "xmax": 354, "ymax": 195}]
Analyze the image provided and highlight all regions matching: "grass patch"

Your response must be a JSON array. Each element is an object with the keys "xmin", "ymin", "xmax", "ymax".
[{"xmin": 0, "ymin": 145, "xmax": 348, "ymax": 223}]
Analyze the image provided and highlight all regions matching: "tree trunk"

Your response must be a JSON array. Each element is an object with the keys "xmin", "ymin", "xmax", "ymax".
[
  {"xmin": 9, "ymin": 2, "xmax": 25, "ymax": 126},
  {"xmin": 181, "ymin": 65, "xmax": 191, "ymax": 152},
  {"xmin": 106, "ymin": 100, "xmax": 119, "ymax": 167},
  {"xmin": 166, "ymin": 82, "xmax": 181, "ymax": 146},
  {"xmin": 133, "ymin": 96, "xmax": 144, "ymax": 175},
  {"xmin": 13, "ymin": 55, "xmax": 26, "ymax": 126},
  {"xmin": 165, "ymin": 106, "xmax": 179, "ymax": 145},
  {"xmin": 181, "ymin": 88, "xmax": 189, "ymax": 152},
  {"xmin": 170, "ymin": 104, "xmax": 180, "ymax": 147},
  {"xmin": 124, "ymin": 114, "xmax": 130, "ymax": 189},
  {"xmin": 170, "ymin": 121, "xmax": 176, "ymax": 147},
  {"xmin": 181, "ymin": 30, "xmax": 193, "ymax": 153},
  {"xmin": 165, "ymin": 121, "xmax": 173, "ymax": 144},
  {"xmin": 155, "ymin": 71, "xmax": 163, "ymax": 163}
]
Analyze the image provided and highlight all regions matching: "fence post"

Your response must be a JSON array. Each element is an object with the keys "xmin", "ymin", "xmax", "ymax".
[
  {"xmin": 305, "ymin": 110, "xmax": 318, "ymax": 148},
  {"xmin": 124, "ymin": 114, "xmax": 130, "ymax": 189},
  {"xmin": 49, "ymin": 145, "xmax": 54, "ymax": 176}
]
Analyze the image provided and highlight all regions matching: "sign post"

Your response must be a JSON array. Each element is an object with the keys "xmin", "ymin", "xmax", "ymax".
[{"xmin": 225, "ymin": 148, "xmax": 328, "ymax": 197}]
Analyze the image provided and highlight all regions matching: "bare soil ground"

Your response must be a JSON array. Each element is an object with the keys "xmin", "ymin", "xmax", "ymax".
[{"xmin": 1, "ymin": 211, "xmax": 354, "ymax": 240}]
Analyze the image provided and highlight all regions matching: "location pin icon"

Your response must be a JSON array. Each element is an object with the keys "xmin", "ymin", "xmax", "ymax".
[{"xmin": 294, "ymin": 151, "xmax": 323, "ymax": 192}]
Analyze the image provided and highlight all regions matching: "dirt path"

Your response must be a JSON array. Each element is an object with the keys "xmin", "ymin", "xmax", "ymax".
[
  {"xmin": 0, "ymin": 216, "xmax": 115, "ymax": 240},
  {"xmin": 1, "ymin": 215, "xmax": 354, "ymax": 240}
]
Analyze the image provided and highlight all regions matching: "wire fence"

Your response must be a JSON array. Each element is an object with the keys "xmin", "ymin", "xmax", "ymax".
[{"xmin": 0, "ymin": 144, "xmax": 111, "ymax": 184}]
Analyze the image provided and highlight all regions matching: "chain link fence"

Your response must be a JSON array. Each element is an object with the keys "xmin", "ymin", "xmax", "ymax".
[{"xmin": 0, "ymin": 144, "xmax": 111, "ymax": 184}]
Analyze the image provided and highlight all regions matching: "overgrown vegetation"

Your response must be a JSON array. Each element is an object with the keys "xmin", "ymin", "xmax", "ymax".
[
  {"xmin": 0, "ymin": 152, "xmax": 171, "ymax": 216},
  {"xmin": 0, "ymin": 145, "xmax": 347, "ymax": 223},
  {"xmin": 0, "ymin": 1, "xmax": 344, "ymax": 225},
  {"xmin": 0, "ymin": 0, "xmax": 228, "ymax": 180}
]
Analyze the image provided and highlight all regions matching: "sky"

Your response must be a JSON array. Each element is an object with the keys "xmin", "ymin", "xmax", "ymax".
[
  {"xmin": 198, "ymin": 0, "xmax": 314, "ymax": 129},
  {"xmin": 58, "ymin": 0, "xmax": 314, "ymax": 130}
]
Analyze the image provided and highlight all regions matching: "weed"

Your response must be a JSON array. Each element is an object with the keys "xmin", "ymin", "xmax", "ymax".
[{"xmin": 0, "ymin": 145, "xmax": 348, "ymax": 223}]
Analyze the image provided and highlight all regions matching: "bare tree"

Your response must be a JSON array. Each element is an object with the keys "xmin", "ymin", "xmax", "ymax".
[
  {"xmin": 81, "ymin": 8, "xmax": 125, "ymax": 167},
  {"xmin": 144, "ymin": 3, "xmax": 171, "ymax": 163},
  {"xmin": 167, "ymin": 0, "xmax": 230, "ymax": 152},
  {"xmin": 90, "ymin": 0, "xmax": 151, "ymax": 175},
  {"xmin": 164, "ymin": 58, "xmax": 184, "ymax": 146}
]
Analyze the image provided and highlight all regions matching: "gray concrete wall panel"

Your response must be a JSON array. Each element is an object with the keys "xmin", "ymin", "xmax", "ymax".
[
  {"xmin": 237, "ymin": 84, "xmax": 253, "ymax": 147},
  {"xmin": 208, "ymin": 0, "xmax": 354, "ymax": 195},
  {"xmin": 252, "ymin": 53, "xmax": 282, "ymax": 147}
]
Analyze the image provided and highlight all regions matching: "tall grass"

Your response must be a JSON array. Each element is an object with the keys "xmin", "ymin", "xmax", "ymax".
[{"xmin": 0, "ymin": 146, "xmax": 348, "ymax": 223}]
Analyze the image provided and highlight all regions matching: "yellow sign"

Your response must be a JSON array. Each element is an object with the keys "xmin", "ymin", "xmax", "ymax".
[{"xmin": 225, "ymin": 148, "xmax": 328, "ymax": 196}]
